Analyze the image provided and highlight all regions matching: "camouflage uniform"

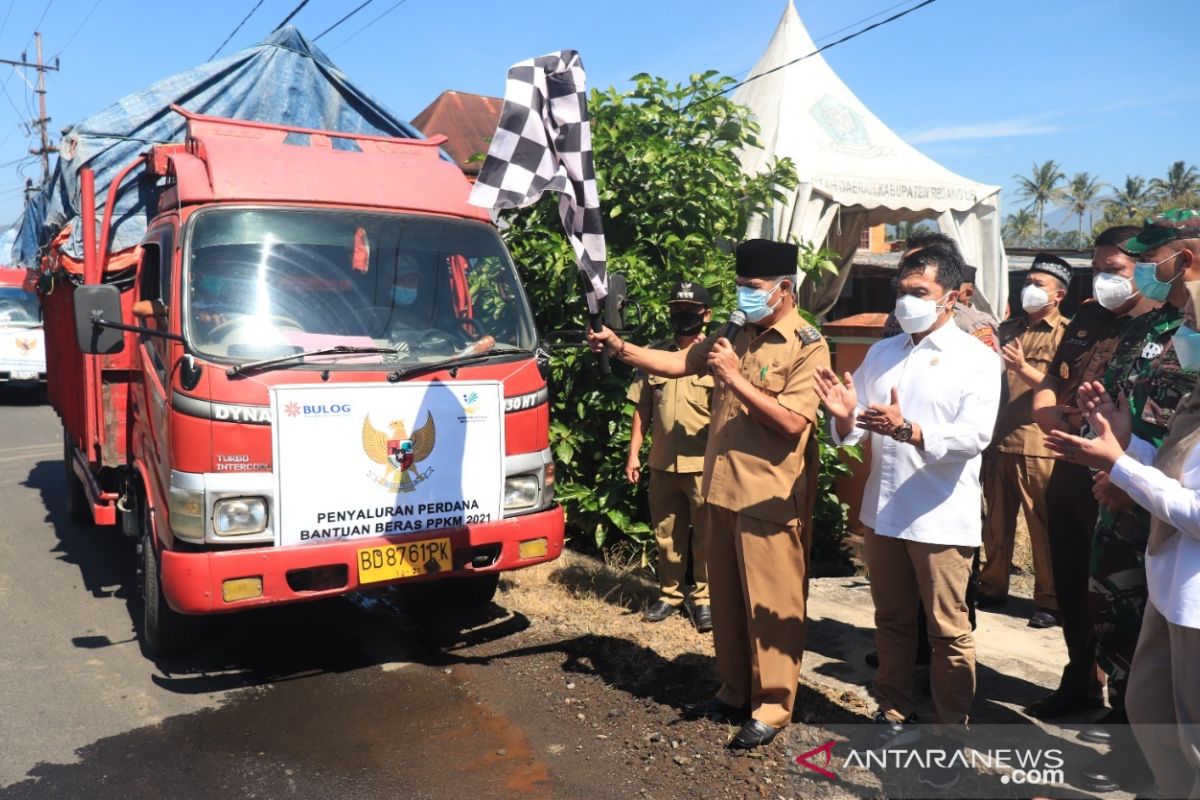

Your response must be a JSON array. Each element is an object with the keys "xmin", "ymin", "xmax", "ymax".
[{"xmin": 1090, "ymin": 304, "xmax": 1190, "ymax": 710}]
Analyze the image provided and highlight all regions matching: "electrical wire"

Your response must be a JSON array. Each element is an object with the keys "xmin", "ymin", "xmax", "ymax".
[
  {"xmin": 49, "ymin": 0, "xmax": 104, "ymax": 61},
  {"xmin": 328, "ymin": 0, "xmax": 410, "ymax": 52},
  {"xmin": 272, "ymin": 0, "xmax": 314, "ymax": 32},
  {"xmin": 0, "ymin": 0, "xmax": 17, "ymax": 44},
  {"xmin": 22, "ymin": 0, "xmax": 55, "ymax": 51},
  {"xmin": 681, "ymin": 0, "xmax": 939, "ymax": 113},
  {"xmin": 811, "ymin": 0, "xmax": 915, "ymax": 44},
  {"xmin": 314, "ymin": 0, "xmax": 375, "ymax": 41},
  {"xmin": 208, "ymin": 0, "xmax": 267, "ymax": 60}
]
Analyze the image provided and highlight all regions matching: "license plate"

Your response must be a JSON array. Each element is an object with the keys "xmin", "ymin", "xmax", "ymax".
[
  {"xmin": 10, "ymin": 370, "xmax": 37, "ymax": 380},
  {"xmin": 356, "ymin": 538, "xmax": 452, "ymax": 585}
]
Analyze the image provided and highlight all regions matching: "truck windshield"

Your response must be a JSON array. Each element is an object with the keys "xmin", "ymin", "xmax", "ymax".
[
  {"xmin": 0, "ymin": 287, "xmax": 41, "ymax": 327},
  {"xmin": 183, "ymin": 208, "xmax": 537, "ymax": 365}
]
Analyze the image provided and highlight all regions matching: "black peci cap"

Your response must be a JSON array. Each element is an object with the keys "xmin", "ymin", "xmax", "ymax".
[{"xmin": 735, "ymin": 239, "xmax": 797, "ymax": 279}]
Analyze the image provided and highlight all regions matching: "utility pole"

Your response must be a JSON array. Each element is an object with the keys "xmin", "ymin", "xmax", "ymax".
[{"xmin": 0, "ymin": 32, "xmax": 60, "ymax": 187}]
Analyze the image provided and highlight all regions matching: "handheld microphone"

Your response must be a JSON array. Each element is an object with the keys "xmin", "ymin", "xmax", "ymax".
[
  {"xmin": 710, "ymin": 310, "xmax": 746, "ymax": 376},
  {"xmin": 721, "ymin": 310, "xmax": 747, "ymax": 342}
]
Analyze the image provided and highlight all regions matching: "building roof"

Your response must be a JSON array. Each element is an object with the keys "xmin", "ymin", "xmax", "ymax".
[{"xmin": 412, "ymin": 90, "xmax": 503, "ymax": 175}]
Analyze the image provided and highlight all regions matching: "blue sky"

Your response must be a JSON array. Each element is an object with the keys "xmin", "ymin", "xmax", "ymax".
[{"xmin": 0, "ymin": 0, "xmax": 1193, "ymax": 230}]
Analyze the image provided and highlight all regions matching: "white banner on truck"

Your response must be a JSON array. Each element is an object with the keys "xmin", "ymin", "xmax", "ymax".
[
  {"xmin": 269, "ymin": 381, "xmax": 505, "ymax": 547},
  {"xmin": 0, "ymin": 329, "xmax": 45, "ymax": 375}
]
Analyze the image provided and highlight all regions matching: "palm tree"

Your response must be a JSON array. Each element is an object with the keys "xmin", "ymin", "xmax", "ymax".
[
  {"xmin": 1003, "ymin": 209, "xmax": 1038, "ymax": 247},
  {"xmin": 1013, "ymin": 160, "xmax": 1065, "ymax": 245},
  {"xmin": 1150, "ymin": 160, "xmax": 1200, "ymax": 205},
  {"xmin": 1105, "ymin": 175, "xmax": 1153, "ymax": 220},
  {"xmin": 1063, "ymin": 172, "xmax": 1106, "ymax": 242}
]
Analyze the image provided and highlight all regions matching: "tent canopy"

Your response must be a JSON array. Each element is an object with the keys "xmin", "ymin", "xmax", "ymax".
[
  {"xmin": 735, "ymin": 2, "xmax": 1007, "ymax": 317},
  {"xmin": 14, "ymin": 26, "xmax": 428, "ymax": 269}
]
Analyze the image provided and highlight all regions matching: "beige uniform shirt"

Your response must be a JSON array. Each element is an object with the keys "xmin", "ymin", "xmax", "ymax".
[
  {"xmin": 626, "ymin": 342, "xmax": 714, "ymax": 473},
  {"xmin": 684, "ymin": 309, "xmax": 830, "ymax": 525},
  {"xmin": 993, "ymin": 311, "xmax": 1070, "ymax": 456}
]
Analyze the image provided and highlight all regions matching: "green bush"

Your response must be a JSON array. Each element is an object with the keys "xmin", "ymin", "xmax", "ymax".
[{"xmin": 498, "ymin": 71, "xmax": 856, "ymax": 569}]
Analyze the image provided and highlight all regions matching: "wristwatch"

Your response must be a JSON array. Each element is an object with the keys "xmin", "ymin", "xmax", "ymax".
[{"xmin": 891, "ymin": 419, "xmax": 914, "ymax": 443}]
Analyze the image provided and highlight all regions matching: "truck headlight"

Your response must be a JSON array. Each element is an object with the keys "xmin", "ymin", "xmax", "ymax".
[
  {"xmin": 168, "ymin": 485, "xmax": 206, "ymax": 540},
  {"xmin": 503, "ymin": 475, "xmax": 540, "ymax": 510},
  {"xmin": 213, "ymin": 497, "xmax": 268, "ymax": 536}
]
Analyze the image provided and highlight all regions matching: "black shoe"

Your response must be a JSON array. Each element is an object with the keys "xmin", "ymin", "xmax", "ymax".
[
  {"xmin": 1028, "ymin": 609, "xmax": 1061, "ymax": 629},
  {"xmin": 681, "ymin": 696, "xmax": 746, "ymax": 723},
  {"xmin": 643, "ymin": 600, "xmax": 678, "ymax": 622},
  {"xmin": 918, "ymin": 762, "xmax": 961, "ymax": 789},
  {"xmin": 1078, "ymin": 747, "xmax": 1152, "ymax": 794},
  {"xmin": 864, "ymin": 650, "xmax": 879, "ymax": 668},
  {"xmin": 728, "ymin": 719, "xmax": 779, "ymax": 749},
  {"xmin": 1079, "ymin": 709, "xmax": 1127, "ymax": 744},
  {"xmin": 688, "ymin": 603, "xmax": 713, "ymax": 633},
  {"xmin": 868, "ymin": 711, "xmax": 922, "ymax": 750},
  {"xmin": 974, "ymin": 593, "xmax": 1007, "ymax": 609},
  {"xmin": 1025, "ymin": 690, "xmax": 1104, "ymax": 720}
]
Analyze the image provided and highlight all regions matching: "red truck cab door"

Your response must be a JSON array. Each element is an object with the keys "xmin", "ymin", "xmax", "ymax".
[{"xmin": 133, "ymin": 226, "xmax": 176, "ymax": 521}]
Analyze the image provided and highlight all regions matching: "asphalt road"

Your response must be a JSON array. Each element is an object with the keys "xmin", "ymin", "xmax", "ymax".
[{"xmin": 0, "ymin": 393, "xmax": 583, "ymax": 800}]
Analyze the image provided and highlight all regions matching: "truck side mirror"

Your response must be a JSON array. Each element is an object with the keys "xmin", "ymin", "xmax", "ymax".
[
  {"xmin": 74, "ymin": 285, "xmax": 126, "ymax": 354},
  {"xmin": 604, "ymin": 272, "xmax": 627, "ymax": 330}
]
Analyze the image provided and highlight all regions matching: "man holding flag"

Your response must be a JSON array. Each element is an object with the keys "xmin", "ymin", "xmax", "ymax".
[{"xmin": 588, "ymin": 239, "xmax": 830, "ymax": 749}]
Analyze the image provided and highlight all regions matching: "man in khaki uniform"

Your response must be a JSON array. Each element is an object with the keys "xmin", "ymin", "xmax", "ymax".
[
  {"xmin": 626, "ymin": 281, "xmax": 715, "ymax": 631},
  {"xmin": 978, "ymin": 253, "xmax": 1073, "ymax": 628},
  {"xmin": 589, "ymin": 239, "xmax": 830, "ymax": 750}
]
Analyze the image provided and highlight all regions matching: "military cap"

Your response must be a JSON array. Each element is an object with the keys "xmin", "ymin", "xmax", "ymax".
[
  {"xmin": 668, "ymin": 280, "xmax": 712, "ymax": 306},
  {"xmin": 735, "ymin": 239, "xmax": 797, "ymax": 279},
  {"xmin": 1121, "ymin": 209, "xmax": 1200, "ymax": 255},
  {"xmin": 1029, "ymin": 252, "xmax": 1073, "ymax": 287}
]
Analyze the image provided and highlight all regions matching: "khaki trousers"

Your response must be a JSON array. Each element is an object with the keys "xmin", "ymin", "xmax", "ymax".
[
  {"xmin": 980, "ymin": 452, "xmax": 1057, "ymax": 609},
  {"xmin": 1127, "ymin": 599, "xmax": 1200, "ymax": 799},
  {"xmin": 648, "ymin": 469, "xmax": 708, "ymax": 604},
  {"xmin": 864, "ymin": 529, "xmax": 976, "ymax": 725},
  {"xmin": 707, "ymin": 504, "xmax": 809, "ymax": 729}
]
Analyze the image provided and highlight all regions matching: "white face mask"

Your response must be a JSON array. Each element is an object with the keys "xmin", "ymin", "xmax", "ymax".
[
  {"xmin": 1021, "ymin": 284, "xmax": 1052, "ymax": 312},
  {"xmin": 1092, "ymin": 272, "xmax": 1135, "ymax": 310},
  {"xmin": 894, "ymin": 292, "xmax": 951, "ymax": 334}
]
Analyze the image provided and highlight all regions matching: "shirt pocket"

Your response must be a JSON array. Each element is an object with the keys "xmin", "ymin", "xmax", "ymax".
[{"xmin": 686, "ymin": 373, "xmax": 714, "ymax": 409}]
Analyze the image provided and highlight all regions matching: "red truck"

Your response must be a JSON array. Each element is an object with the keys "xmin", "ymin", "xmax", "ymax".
[{"xmin": 41, "ymin": 107, "xmax": 564, "ymax": 654}]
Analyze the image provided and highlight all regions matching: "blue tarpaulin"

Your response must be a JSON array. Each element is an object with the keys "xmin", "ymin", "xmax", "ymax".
[{"xmin": 14, "ymin": 26, "xmax": 428, "ymax": 268}]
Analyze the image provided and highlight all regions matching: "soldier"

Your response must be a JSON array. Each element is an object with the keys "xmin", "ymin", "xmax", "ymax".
[
  {"xmin": 1026, "ymin": 225, "xmax": 1144, "ymax": 722},
  {"xmin": 588, "ymin": 239, "xmax": 830, "ymax": 749},
  {"xmin": 1074, "ymin": 210, "xmax": 1198, "ymax": 794},
  {"xmin": 627, "ymin": 281, "xmax": 715, "ymax": 631},
  {"xmin": 978, "ymin": 254, "xmax": 1072, "ymax": 627}
]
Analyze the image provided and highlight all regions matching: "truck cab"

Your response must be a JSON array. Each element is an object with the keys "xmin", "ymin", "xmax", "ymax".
[
  {"xmin": 0, "ymin": 267, "xmax": 46, "ymax": 387},
  {"xmin": 51, "ymin": 110, "xmax": 563, "ymax": 654}
]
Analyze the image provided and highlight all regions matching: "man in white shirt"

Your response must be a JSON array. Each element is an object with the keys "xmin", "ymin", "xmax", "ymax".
[{"xmin": 816, "ymin": 244, "xmax": 1001, "ymax": 784}]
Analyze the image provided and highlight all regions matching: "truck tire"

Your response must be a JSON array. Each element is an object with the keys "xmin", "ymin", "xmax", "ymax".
[
  {"xmin": 63, "ymin": 431, "xmax": 90, "ymax": 525},
  {"xmin": 138, "ymin": 499, "xmax": 192, "ymax": 657}
]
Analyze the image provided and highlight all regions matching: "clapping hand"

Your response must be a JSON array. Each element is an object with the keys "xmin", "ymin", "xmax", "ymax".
[
  {"xmin": 1045, "ymin": 395, "xmax": 1126, "ymax": 471},
  {"xmin": 856, "ymin": 387, "xmax": 904, "ymax": 436},
  {"xmin": 814, "ymin": 367, "xmax": 858, "ymax": 421},
  {"xmin": 1076, "ymin": 381, "xmax": 1132, "ymax": 449},
  {"xmin": 1001, "ymin": 338, "xmax": 1026, "ymax": 372}
]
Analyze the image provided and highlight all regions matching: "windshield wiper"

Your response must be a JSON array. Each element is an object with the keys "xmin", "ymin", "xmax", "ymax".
[
  {"xmin": 227, "ymin": 345, "xmax": 399, "ymax": 377},
  {"xmin": 386, "ymin": 347, "xmax": 530, "ymax": 382}
]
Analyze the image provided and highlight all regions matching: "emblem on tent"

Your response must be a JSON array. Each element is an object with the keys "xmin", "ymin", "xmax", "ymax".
[{"xmin": 810, "ymin": 95, "xmax": 890, "ymax": 158}]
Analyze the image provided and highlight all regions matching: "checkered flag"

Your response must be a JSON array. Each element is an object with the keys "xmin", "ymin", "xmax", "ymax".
[{"xmin": 469, "ymin": 50, "xmax": 608, "ymax": 316}]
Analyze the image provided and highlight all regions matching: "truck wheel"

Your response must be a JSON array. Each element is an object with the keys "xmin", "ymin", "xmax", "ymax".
[
  {"xmin": 63, "ymin": 431, "xmax": 90, "ymax": 525},
  {"xmin": 138, "ymin": 501, "xmax": 192, "ymax": 657}
]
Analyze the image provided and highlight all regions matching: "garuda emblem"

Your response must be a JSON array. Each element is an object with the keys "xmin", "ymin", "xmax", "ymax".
[
  {"xmin": 362, "ymin": 411, "xmax": 436, "ymax": 489},
  {"xmin": 15, "ymin": 337, "xmax": 36, "ymax": 353}
]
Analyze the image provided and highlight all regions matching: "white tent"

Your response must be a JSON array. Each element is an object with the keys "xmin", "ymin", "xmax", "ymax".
[{"xmin": 735, "ymin": 1, "xmax": 1008, "ymax": 318}]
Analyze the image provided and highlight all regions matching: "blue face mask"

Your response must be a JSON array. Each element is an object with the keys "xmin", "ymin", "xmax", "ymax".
[
  {"xmin": 1173, "ymin": 325, "xmax": 1200, "ymax": 372},
  {"xmin": 737, "ymin": 281, "xmax": 782, "ymax": 323},
  {"xmin": 1133, "ymin": 252, "xmax": 1183, "ymax": 303},
  {"xmin": 392, "ymin": 285, "xmax": 417, "ymax": 306}
]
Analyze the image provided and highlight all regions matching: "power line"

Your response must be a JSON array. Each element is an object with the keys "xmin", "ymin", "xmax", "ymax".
[
  {"xmin": 0, "ymin": 0, "xmax": 16, "ymax": 44},
  {"xmin": 314, "ymin": 0, "xmax": 375, "ymax": 41},
  {"xmin": 272, "ymin": 0, "xmax": 314, "ymax": 32},
  {"xmin": 22, "ymin": 0, "xmax": 54, "ymax": 51},
  {"xmin": 209, "ymin": 0, "xmax": 267, "ymax": 60},
  {"xmin": 811, "ymin": 0, "xmax": 915, "ymax": 45},
  {"xmin": 50, "ymin": 0, "xmax": 105, "ymax": 61},
  {"xmin": 682, "ymin": 0, "xmax": 939, "ymax": 113},
  {"xmin": 328, "ymin": 0, "xmax": 410, "ymax": 52}
]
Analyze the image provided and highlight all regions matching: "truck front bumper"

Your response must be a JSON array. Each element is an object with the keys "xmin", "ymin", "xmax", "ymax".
[{"xmin": 160, "ymin": 505, "xmax": 565, "ymax": 614}]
